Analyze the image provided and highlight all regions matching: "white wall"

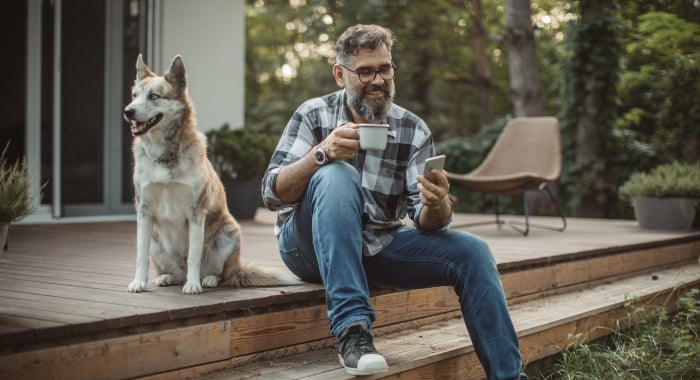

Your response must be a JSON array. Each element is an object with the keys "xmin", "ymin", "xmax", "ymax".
[{"xmin": 160, "ymin": 0, "xmax": 245, "ymax": 132}]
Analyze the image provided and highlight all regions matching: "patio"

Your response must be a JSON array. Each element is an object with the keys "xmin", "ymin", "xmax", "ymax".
[{"xmin": 0, "ymin": 210, "xmax": 698, "ymax": 379}]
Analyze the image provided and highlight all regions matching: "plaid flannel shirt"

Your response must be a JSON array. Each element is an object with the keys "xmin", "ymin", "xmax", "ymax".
[{"xmin": 262, "ymin": 90, "xmax": 453, "ymax": 256}]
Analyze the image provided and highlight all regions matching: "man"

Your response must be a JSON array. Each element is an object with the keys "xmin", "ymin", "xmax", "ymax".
[{"xmin": 262, "ymin": 24, "xmax": 526, "ymax": 379}]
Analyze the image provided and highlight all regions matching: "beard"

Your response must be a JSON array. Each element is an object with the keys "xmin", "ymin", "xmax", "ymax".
[{"xmin": 345, "ymin": 80, "xmax": 395, "ymax": 123}]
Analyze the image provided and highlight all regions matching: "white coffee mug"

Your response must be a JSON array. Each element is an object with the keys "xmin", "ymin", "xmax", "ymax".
[{"xmin": 358, "ymin": 124, "xmax": 390, "ymax": 151}]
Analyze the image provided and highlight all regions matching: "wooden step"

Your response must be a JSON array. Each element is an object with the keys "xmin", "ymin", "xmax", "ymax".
[
  {"xmin": 1, "ymin": 220, "xmax": 697, "ymax": 380},
  {"xmin": 205, "ymin": 262, "xmax": 700, "ymax": 380}
]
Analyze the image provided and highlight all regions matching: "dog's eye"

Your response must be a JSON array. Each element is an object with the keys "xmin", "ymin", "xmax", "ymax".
[{"xmin": 149, "ymin": 93, "xmax": 161, "ymax": 100}]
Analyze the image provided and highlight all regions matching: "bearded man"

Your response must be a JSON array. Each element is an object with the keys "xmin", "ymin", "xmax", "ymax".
[{"xmin": 262, "ymin": 24, "xmax": 526, "ymax": 380}]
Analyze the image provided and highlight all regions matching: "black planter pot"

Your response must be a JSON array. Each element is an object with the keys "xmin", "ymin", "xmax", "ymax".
[{"xmin": 222, "ymin": 177, "xmax": 261, "ymax": 220}]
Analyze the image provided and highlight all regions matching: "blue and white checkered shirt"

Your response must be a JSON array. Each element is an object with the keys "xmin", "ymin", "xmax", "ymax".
[{"xmin": 262, "ymin": 90, "xmax": 452, "ymax": 256}]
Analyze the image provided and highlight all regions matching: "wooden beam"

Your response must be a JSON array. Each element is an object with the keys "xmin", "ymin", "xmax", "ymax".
[{"xmin": 0, "ymin": 321, "xmax": 231, "ymax": 380}]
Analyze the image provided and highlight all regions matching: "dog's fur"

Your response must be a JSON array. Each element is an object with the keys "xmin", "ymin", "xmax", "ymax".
[{"xmin": 123, "ymin": 54, "xmax": 301, "ymax": 294}]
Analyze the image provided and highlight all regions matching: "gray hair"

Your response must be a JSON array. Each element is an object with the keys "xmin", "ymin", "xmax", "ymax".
[{"xmin": 335, "ymin": 24, "xmax": 395, "ymax": 65}]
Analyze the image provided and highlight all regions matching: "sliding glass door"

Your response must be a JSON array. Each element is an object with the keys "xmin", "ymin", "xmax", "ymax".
[{"xmin": 1, "ymin": 0, "xmax": 151, "ymax": 220}]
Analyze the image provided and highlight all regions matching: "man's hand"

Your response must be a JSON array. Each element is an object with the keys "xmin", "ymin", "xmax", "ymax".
[
  {"xmin": 417, "ymin": 168, "xmax": 450, "ymax": 208},
  {"xmin": 417, "ymin": 168, "xmax": 452, "ymax": 231},
  {"xmin": 274, "ymin": 123, "xmax": 360, "ymax": 203},
  {"xmin": 322, "ymin": 123, "xmax": 361, "ymax": 161}
]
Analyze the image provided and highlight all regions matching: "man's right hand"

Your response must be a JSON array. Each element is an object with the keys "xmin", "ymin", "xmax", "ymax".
[{"xmin": 321, "ymin": 123, "xmax": 361, "ymax": 161}]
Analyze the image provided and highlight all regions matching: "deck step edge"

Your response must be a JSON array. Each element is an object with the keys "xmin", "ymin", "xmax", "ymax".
[{"xmin": 212, "ymin": 262, "xmax": 700, "ymax": 380}]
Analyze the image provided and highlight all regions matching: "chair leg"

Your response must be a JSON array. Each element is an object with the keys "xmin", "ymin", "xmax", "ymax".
[
  {"xmin": 545, "ymin": 185, "xmax": 568, "ymax": 231},
  {"xmin": 493, "ymin": 194, "xmax": 504, "ymax": 228},
  {"xmin": 451, "ymin": 193, "xmax": 506, "ymax": 230},
  {"xmin": 450, "ymin": 184, "xmax": 567, "ymax": 235},
  {"xmin": 505, "ymin": 184, "xmax": 567, "ymax": 235},
  {"xmin": 503, "ymin": 188, "xmax": 531, "ymax": 236}
]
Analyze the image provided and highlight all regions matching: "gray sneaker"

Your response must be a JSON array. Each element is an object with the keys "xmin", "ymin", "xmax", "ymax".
[{"xmin": 337, "ymin": 321, "xmax": 389, "ymax": 376}]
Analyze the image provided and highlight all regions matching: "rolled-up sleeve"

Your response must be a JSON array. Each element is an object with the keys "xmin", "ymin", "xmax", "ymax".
[{"xmin": 261, "ymin": 111, "xmax": 318, "ymax": 211}]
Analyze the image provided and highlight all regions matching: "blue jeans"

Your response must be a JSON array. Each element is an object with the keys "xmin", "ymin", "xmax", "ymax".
[{"xmin": 278, "ymin": 162, "xmax": 525, "ymax": 380}]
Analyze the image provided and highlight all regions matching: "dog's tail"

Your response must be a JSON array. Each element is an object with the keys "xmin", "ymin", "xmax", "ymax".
[{"xmin": 222, "ymin": 263, "xmax": 304, "ymax": 287}]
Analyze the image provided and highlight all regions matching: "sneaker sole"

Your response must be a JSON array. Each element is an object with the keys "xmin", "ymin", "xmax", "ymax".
[{"xmin": 339, "ymin": 353, "xmax": 389, "ymax": 376}]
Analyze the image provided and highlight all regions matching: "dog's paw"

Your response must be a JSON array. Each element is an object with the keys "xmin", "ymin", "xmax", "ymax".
[
  {"xmin": 155, "ymin": 274, "xmax": 175, "ymax": 287},
  {"xmin": 127, "ymin": 280, "xmax": 147, "ymax": 293},
  {"xmin": 202, "ymin": 275, "xmax": 219, "ymax": 288},
  {"xmin": 182, "ymin": 281, "xmax": 203, "ymax": 294}
]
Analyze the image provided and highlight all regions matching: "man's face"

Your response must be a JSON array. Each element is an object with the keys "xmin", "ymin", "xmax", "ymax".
[{"xmin": 338, "ymin": 44, "xmax": 395, "ymax": 123}]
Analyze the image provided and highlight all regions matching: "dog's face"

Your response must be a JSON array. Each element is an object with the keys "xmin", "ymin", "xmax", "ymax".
[{"xmin": 123, "ymin": 55, "xmax": 188, "ymax": 136}]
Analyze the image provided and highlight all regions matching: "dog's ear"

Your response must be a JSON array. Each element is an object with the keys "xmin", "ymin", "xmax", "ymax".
[
  {"xmin": 165, "ymin": 55, "xmax": 187, "ymax": 93},
  {"xmin": 135, "ymin": 54, "xmax": 154, "ymax": 82}
]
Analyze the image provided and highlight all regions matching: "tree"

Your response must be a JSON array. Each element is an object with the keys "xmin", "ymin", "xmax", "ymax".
[
  {"xmin": 559, "ymin": 0, "xmax": 621, "ymax": 218},
  {"xmin": 618, "ymin": 12, "xmax": 700, "ymax": 163},
  {"xmin": 462, "ymin": 0, "xmax": 493, "ymax": 129},
  {"xmin": 503, "ymin": 0, "xmax": 561, "ymax": 216},
  {"xmin": 503, "ymin": 0, "xmax": 544, "ymax": 116}
]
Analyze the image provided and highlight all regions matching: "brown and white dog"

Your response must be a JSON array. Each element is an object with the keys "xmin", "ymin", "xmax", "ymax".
[{"xmin": 123, "ymin": 54, "xmax": 301, "ymax": 293}]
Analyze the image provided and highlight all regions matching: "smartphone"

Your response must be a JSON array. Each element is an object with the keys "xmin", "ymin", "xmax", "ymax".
[{"xmin": 423, "ymin": 154, "xmax": 446, "ymax": 182}]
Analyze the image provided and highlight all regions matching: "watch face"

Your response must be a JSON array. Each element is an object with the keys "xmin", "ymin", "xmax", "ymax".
[{"xmin": 314, "ymin": 148, "xmax": 326, "ymax": 165}]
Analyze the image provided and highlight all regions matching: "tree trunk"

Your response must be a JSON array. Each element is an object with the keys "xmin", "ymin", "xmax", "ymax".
[
  {"xmin": 468, "ymin": 0, "xmax": 493, "ymax": 129},
  {"xmin": 572, "ymin": 0, "xmax": 610, "ymax": 218},
  {"xmin": 410, "ymin": 12, "xmax": 433, "ymax": 117},
  {"xmin": 503, "ymin": 0, "xmax": 543, "ymax": 117},
  {"xmin": 503, "ymin": 0, "xmax": 557, "ymax": 216}
]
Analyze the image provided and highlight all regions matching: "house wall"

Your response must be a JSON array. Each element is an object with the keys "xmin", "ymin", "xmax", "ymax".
[{"xmin": 161, "ymin": 0, "xmax": 245, "ymax": 132}]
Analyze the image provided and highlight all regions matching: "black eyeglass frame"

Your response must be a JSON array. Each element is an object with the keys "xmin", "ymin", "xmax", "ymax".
[{"xmin": 338, "ymin": 63, "xmax": 397, "ymax": 83}]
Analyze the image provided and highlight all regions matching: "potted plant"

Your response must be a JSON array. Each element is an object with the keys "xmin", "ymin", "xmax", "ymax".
[
  {"xmin": 619, "ymin": 162, "xmax": 700, "ymax": 230},
  {"xmin": 206, "ymin": 124, "xmax": 278, "ymax": 220},
  {"xmin": 0, "ymin": 142, "xmax": 40, "ymax": 252}
]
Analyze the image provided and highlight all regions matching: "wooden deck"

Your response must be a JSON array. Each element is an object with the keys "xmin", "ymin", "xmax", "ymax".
[{"xmin": 0, "ymin": 210, "xmax": 699, "ymax": 379}]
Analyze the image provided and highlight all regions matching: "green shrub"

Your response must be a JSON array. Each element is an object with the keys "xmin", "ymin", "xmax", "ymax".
[
  {"xmin": 0, "ymin": 142, "xmax": 37, "ymax": 223},
  {"xmin": 206, "ymin": 124, "xmax": 279, "ymax": 180},
  {"xmin": 618, "ymin": 162, "xmax": 700, "ymax": 200}
]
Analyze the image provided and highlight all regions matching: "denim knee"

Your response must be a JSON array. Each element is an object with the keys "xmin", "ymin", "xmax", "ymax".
[
  {"xmin": 449, "ymin": 232, "xmax": 499, "ymax": 283},
  {"xmin": 311, "ymin": 161, "xmax": 361, "ymax": 189}
]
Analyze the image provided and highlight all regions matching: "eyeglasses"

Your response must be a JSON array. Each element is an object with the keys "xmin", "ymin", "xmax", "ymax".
[{"xmin": 339, "ymin": 63, "xmax": 396, "ymax": 83}]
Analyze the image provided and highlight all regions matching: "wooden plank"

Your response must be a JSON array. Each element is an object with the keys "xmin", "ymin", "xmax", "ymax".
[
  {"xmin": 0, "ymin": 289, "xmax": 154, "ymax": 325},
  {"xmin": 230, "ymin": 287, "xmax": 460, "ymax": 357},
  {"xmin": 215, "ymin": 263, "xmax": 700, "ymax": 380},
  {"xmin": 501, "ymin": 241, "xmax": 699, "ymax": 301},
  {"xmin": 139, "ymin": 360, "xmax": 233, "ymax": 380},
  {"xmin": 0, "ymin": 321, "xmax": 231, "ymax": 380},
  {"xmin": 0, "ymin": 323, "xmax": 33, "ymax": 347},
  {"xmin": 0, "ymin": 215, "xmax": 697, "ymax": 378},
  {"xmin": 0, "ymin": 270, "xmax": 131, "ymax": 290}
]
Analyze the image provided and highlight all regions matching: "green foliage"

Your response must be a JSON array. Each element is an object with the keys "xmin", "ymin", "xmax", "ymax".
[
  {"xmin": 556, "ymin": 1, "xmax": 623, "ymax": 217},
  {"xmin": 0, "ymin": 142, "xmax": 37, "ymax": 223},
  {"xmin": 205, "ymin": 125, "xmax": 278, "ymax": 180},
  {"xmin": 541, "ymin": 289, "xmax": 700, "ymax": 379},
  {"xmin": 619, "ymin": 162, "xmax": 700, "ymax": 200},
  {"xmin": 244, "ymin": 0, "xmax": 516, "ymax": 139},
  {"xmin": 244, "ymin": 0, "xmax": 700, "ymax": 220},
  {"xmin": 617, "ymin": 12, "xmax": 700, "ymax": 163}
]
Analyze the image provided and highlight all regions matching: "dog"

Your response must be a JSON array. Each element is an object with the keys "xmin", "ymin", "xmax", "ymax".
[{"xmin": 123, "ymin": 54, "xmax": 301, "ymax": 294}]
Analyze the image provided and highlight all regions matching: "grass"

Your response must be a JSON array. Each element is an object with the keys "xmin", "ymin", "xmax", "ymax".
[{"xmin": 529, "ymin": 288, "xmax": 700, "ymax": 379}]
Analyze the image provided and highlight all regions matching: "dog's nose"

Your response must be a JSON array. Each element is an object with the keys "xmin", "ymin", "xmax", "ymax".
[{"xmin": 123, "ymin": 108, "xmax": 135, "ymax": 119}]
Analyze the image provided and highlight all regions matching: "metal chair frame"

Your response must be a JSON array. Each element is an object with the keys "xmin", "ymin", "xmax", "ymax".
[{"xmin": 452, "ymin": 182, "xmax": 567, "ymax": 236}]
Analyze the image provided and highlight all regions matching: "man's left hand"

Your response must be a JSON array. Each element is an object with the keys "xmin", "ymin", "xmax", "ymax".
[{"xmin": 417, "ymin": 169, "xmax": 450, "ymax": 209}]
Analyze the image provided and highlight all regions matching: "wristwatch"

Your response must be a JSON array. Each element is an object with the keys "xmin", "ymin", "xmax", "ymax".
[{"xmin": 314, "ymin": 146, "xmax": 328, "ymax": 166}]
